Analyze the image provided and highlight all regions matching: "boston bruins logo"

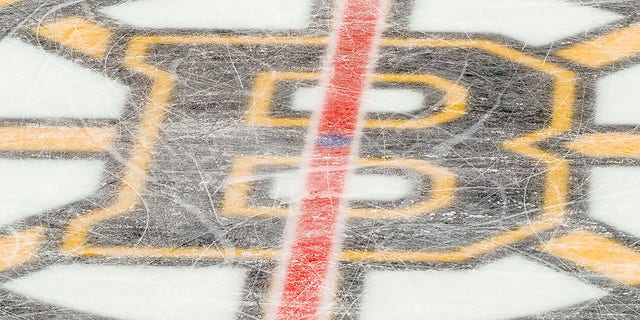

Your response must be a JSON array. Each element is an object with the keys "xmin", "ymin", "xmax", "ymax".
[{"xmin": 1, "ymin": 0, "xmax": 640, "ymax": 319}]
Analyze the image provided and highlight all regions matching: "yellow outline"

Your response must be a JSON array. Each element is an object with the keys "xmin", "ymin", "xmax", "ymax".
[
  {"xmin": 0, "ymin": 227, "xmax": 44, "ymax": 272},
  {"xmin": 565, "ymin": 133, "xmax": 640, "ymax": 158},
  {"xmin": 0, "ymin": 0, "xmax": 22, "ymax": 6},
  {"xmin": 61, "ymin": 35, "xmax": 575, "ymax": 263},
  {"xmin": 222, "ymin": 156, "xmax": 456, "ymax": 219},
  {"xmin": 538, "ymin": 230, "xmax": 640, "ymax": 286},
  {"xmin": 556, "ymin": 23, "xmax": 640, "ymax": 68},
  {"xmin": 247, "ymin": 72, "xmax": 468, "ymax": 129},
  {"xmin": 0, "ymin": 126, "xmax": 116, "ymax": 152},
  {"xmin": 35, "ymin": 17, "xmax": 112, "ymax": 59}
]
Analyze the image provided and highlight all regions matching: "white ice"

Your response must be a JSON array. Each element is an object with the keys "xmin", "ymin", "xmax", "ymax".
[
  {"xmin": 100, "ymin": 0, "xmax": 312, "ymax": 30},
  {"xmin": 595, "ymin": 64, "xmax": 640, "ymax": 125},
  {"xmin": 359, "ymin": 256, "xmax": 606, "ymax": 320},
  {"xmin": 271, "ymin": 171, "xmax": 413, "ymax": 202},
  {"xmin": 589, "ymin": 166, "xmax": 640, "ymax": 237},
  {"xmin": 0, "ymin": 38, "xmax": 128, "ymax": 119},
  {"xmin": 3, "ymin": 264, "xmax": 247, "ymax": 320},
  {"xmin": 410, "ymin": 0, "xmax": 621, "ymax": 46},
  {"xmin": 0, "ymin": 159, "xmax": 104, "ymax": 227}
]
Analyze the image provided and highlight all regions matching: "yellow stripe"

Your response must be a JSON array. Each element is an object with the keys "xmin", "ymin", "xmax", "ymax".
[
  {"xmin": 539, "ymin": 231, "xmax": 640, "ymax": 286},
  {"xmin": 556, "ymin": 24, "xmax": 640, "ymax": 67},
  {"xmin": 0, "ymin": 126, "xmax": 116, "ymax": 152},
  {"xmin": 63, "ymin": 38, "xmax": 176, "ymax": 253},
  {"xmin": 565, "ymin": 133, "xmax": 640, "ymax": 157},
  {"xmin": 0, "ymin": 227, "xmax": 44, "ymax": 272},
  {"xmin": 342, "ymin": 218, "xmax": 561, "ymax": 263},
  {"xmin": 135, "ymin": 35, "xmax": 326, "ymax": 47},
  {"xmin": 34, "ymin": 17, "xmax": 112, "ymax": 58},
  {"xmin": 69, "ymin": 245, "xmax": 279, "ymax": 260},
  {"xmin": 0, "ymin": 0, "xmax": 21, "ymax": 6}
]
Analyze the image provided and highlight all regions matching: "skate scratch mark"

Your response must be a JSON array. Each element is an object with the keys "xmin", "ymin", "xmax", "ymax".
[{"xmin": 267, "ymin": 1, "xmax": 389, "ymax": 319}]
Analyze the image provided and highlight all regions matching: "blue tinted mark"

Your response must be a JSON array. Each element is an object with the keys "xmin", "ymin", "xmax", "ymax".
[{"xmin": 316, "ymin": 134, "xmax": 352, "ymax": 148}]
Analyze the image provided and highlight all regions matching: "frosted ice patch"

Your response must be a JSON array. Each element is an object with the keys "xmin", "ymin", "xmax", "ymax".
[
  {"xmin": 0, "ymin": 159, "xmax": 104, "ymax": 227},
  {"xmin": 3, "ymin": 264, "xmax": 247, "ymax": 320},
  {"xmin": 292, "ymin": 87, "xmax": 425, "ymax": 113},
  {"xmin": 595, "ymin": 64, "xmax": 640, "ymax": 125},
  {"xmin": 0, "ymin": 38, "xmax": 128, "ymax": 119},
  {"xmin": 360, "ymin": 256, "xmax": 606, "ymax": 320},
  {"xmin": 589, "ymin": 167, "xmax": 640, "ymax": 237},
  {"xmin": 101, "ymin": 0, "xmax": 312, "ymax": 30},
  {"xmin": 410, "ymin": 0, "xmax": 621, "ymax": 46},
  {"xmin": 271, "ymin": 171, "xmax": 412, "ymax": 202}
]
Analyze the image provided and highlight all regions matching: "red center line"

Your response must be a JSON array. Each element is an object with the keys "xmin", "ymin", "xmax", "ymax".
[{"xmin": 268, "ymin": 1, "xmax": 388, "ymax": 319}]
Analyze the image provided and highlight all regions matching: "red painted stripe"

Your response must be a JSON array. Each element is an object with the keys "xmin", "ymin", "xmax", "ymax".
[{"xmin": 271, "ymin": 1, "xmax": 387, "ymax": 319}]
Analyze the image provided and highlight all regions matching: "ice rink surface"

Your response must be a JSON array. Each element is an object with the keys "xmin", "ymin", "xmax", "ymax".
[{"xmin": 1, "ymin": 0, "xmax": 640, "ymax": 319}]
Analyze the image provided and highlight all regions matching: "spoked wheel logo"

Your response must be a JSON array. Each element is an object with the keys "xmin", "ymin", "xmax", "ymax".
[{"xmin": 1, "ymin": 1, "xmax": 640, "ymax": 319}]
